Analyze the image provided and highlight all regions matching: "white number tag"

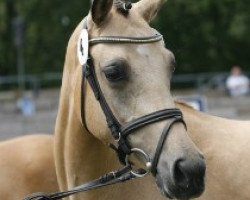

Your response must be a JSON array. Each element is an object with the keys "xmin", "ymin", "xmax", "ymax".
[{"xmin": 77, "ymin": 29, "xmax": 89, "ymax": 65}]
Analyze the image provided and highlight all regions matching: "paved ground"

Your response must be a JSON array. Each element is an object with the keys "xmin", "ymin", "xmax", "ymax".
[
  {"xmin": 0, "ymin": 90, "xmax": 59, "ymax": 140},
  {"xmin": 0, "ymin": 89, "xmax": 249, "ymax": 140}
]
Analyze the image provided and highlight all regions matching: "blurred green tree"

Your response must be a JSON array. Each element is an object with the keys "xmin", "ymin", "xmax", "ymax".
[
  {"xmin": 0, "ymin": 0, "xmax": 250, "ymax": 76},
  {"xmin": 0, "ymin": 0, "xmax": 89, "ymax": 75},
  {"xmin": 154, "ymin": 0, "xmax": 250, "ymax": 73},
  {"xmin": 0, "ymin": 0, "xmax": 17, "ymax": 75}
]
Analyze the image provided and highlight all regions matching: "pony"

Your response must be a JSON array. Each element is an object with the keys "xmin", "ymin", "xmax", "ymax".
[
  {"xmin": 0, "ymin": 135, "xmax": 58, "ymax": 200},
  {"xmin": 54, "ymin": 0, "xmax": 205, "ymax": 200}
]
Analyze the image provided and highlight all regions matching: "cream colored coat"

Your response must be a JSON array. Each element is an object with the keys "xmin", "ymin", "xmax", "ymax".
[{"xmin": 0, "ymin": 135, "xmax": 58, "ymax": 200}]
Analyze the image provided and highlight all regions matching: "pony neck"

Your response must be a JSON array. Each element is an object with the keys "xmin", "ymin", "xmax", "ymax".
[{"xmin": 176, "ymin": 101, "xmax": 249, "ymax": 150}]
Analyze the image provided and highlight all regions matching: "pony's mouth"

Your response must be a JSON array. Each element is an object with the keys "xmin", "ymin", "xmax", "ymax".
[
  {"xmin": 155, "ymin": 173, "xmax": 205, "ymax": 200},
  {"xmin": 155, "ymin": 174, "xmax": 175, "ymax": 199}
]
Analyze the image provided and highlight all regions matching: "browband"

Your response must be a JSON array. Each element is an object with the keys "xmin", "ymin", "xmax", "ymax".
[{"xmin": 89, "ymin": 34, "xmax": 163, "ymax": 45}]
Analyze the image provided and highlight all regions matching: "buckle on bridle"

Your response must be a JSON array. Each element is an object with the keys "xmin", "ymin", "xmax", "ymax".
[
  {"xmin": 115, "ymin": 132, "xmax": 121, "ymax": 142},
  {"xmin": 125, "ymin": 148, "xmax": 152, "ymax": 178}
]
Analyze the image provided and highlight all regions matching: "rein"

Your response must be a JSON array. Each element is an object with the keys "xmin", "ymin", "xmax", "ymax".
[
  {"xmin": 24, "ymin": 166, "xmax": 139, "ymax": 200},
  {"xmin": 24, "ymin": 18, "xmax": 186, "ymax": 200}
]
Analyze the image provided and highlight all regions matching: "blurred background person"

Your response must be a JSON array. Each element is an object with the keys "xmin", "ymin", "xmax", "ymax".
[{"xmin": 226, "ymin": 66, "xmax": 250, "ymax": 97}]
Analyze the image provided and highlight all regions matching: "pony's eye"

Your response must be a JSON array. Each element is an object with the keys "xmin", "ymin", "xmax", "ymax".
[{"xmin": 103, "ymin": 65, "xmax": 126, "ymax": 82}]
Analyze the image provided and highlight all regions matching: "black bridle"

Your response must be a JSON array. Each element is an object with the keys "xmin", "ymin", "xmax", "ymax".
[
  {"xmin": 83, "ymin": 55, "xmax": 186, "ymax": 175},
  {"xmin": 24, "ymin": 18, "xmax": 186, "ymax": 200}
]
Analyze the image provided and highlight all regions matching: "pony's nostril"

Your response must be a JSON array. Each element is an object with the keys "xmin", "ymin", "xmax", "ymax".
[
  {"xmin": 173, "ymin": 159, "xmax": 188, "ymax": 188},
  {"xmin": 172, "ymin": 157, "xmax": 206, "ymax": 196}
]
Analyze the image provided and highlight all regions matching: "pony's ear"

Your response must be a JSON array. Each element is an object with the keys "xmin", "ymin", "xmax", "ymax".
[
  {"xmin": 135, "ymin": 0, "xmax": 166, "ymax": 22},
  {"xmin": 91, "ymin": 0, "xmax": 113, "ymax": 25}
]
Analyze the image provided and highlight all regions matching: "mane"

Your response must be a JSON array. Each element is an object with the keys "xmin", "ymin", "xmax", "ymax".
[{"xmin": 114, "ymin": 0, "xmax": 132, "ymax": 15}]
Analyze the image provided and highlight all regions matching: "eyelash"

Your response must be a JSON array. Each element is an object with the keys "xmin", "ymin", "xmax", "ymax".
[{"xmin": 104, "ymin": 66, "xmax": 125, "ymax": 82}]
